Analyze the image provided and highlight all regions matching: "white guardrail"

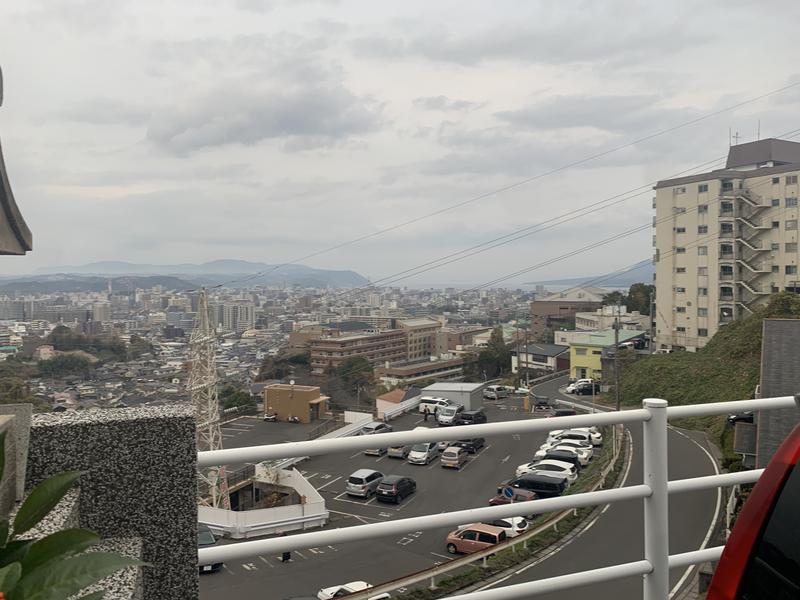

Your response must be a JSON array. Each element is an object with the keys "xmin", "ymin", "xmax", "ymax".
[{"xmin": 198, "ymin": 395, "xmax": 800, "ymax": 600}]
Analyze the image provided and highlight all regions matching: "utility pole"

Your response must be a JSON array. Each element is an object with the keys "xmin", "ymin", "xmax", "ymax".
[{"xmin": 614, "ymin": 301, "xmax": 621, "ymax": 412}]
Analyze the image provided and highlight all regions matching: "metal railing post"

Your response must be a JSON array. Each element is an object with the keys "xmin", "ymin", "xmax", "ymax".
[{"xmin": 642, "ymin": 398, "xmax": 669, "ymax": 599}]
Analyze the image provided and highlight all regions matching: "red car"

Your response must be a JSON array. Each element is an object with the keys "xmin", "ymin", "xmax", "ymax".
[{"xmin": 707, "ymin": 424, "xmax": 800, "ymax": 599}]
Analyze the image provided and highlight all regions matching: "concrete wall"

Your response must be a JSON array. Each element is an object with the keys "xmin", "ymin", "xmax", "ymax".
[{"xmin": 25, "ymin": 406, "xmax": 196, "ymax": 600}]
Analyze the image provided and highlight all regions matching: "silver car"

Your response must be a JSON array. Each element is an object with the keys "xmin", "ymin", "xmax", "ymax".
[{"xmin": 345, "ymin": 469, "xmax": 384, "ymax": 497}]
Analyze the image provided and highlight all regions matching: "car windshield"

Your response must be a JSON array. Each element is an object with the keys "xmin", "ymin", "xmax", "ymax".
[
  {"xmin": 198, "ymin": 529, "xmax": 215, "ymax": 546},
  {"xmin": 411, "ymin": 444, "xmax": 429, "ymax": 452},
  {"xmin": 441, "ymin": 407, "xmax": 458, "ymax": 416},
  {"xmin": 348, "ymin": 476, "xmax": 365, "ymax": 484}
]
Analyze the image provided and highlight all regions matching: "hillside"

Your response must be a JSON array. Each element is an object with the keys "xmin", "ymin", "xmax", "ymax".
[
  {"xmin": 618, "ymin": 292, "xmax": 800, "ymax": 469},
  {"xmin": 0, "ymin": 275, "xmax": 196, "ymax": 293}
]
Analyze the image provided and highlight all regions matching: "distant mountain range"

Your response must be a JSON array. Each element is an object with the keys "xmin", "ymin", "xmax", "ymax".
[
  {"xmin": 523, "ymin": 259, "xmax": 654, "ymax": 288},
  {"xmin": 29, "ymin": 260, "xmax": 368, "ymax": 288},
  {"xmin": 0, "ymin": 275, "xmax": 196, "ymax": 294}
]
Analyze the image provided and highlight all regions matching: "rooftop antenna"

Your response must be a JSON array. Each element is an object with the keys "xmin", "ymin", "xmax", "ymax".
[
  {"xmin": 732, "ymin": 130, "xmax": 741, "ymax": 145},
  {"xmin": 190, "ymin": 288, "xmax": 230, "ymax": 509},
  {"xmin": 757, "ymin": 119, "xmax": 761, "ymax": 141}
]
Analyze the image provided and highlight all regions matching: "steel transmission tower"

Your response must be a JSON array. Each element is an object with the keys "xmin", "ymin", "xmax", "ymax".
[{"xmin": 190, "ymin": 289, "xmax": 230, "ymax": 508}]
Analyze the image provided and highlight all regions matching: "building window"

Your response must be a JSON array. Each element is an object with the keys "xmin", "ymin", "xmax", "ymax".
[
  {"xmin": 676, "ymin": 327, "xmax": 686, "ymax": 332},
  {"xmin": 676, "ymin": 306, "xmax": 686, "ymax": 313},
  {"xmin": 592, "ymin": 350, "xmax": 602, "ymax": 355},
  {"xmin": 772, "ymin": 198, "xmax": 781, "ymax": 207},
  {"xmin": 675, "ymin": 247, "xmax": 686, "ymax": 254},
  {"xmin": 773, "ymin": 177, "xmax": 780, "ymax": 184},
  {"xmin": 698, "ymin": 308, "xmax": 708, "ymax": 317},
  {"xmin": 698, "ymin": 328, "xmax": 708, "ymax": 337},
  {"xmin": 676, "ymin": 267, "xmax": 686, "ymax": 273},
  {"xmin": 721, "ymin": 222, "xmax": 734, "ymax": 234},
  {"xmin": 674, "ymin": 187, "xmax": 686, "ymax": 195},
  {"xmin": 787, "ymin": 265, "xmax": 798, "ymax": 275},
  {"xmin": 722, "ymin": 181, "xmax": 733, "ymax": 191},
  {"xmin": 674, "ymin": 227, "xmax": 686, "ymax": 233},
  {"xmin": 698, "ymin": 246, "xmax": 708, "ymax": 256},
  {"xmin": 698, "ymin": 288, "xmax": 708, "ymax": 296},
  {"xmin": 786, "ymin": 242, "xmax": 798, "ymax": 253},
  {"xmin": 772, "ymin": 221, "xmax": 780, "ymax": 229},
  {"xmin": 698, "ymin": 225, "xmax": 708, "ymax": 234},
  {"xmin": 772, "ymin": 243, "xmax": 780, "ymax": 251},
  {"xmin": 675, "ymin": 287, "xmax": 686, "ymax": 293},
  {"xmin": 787, "ymin": 197, "xmax": 798, "ymax": 207},
  {"xmin": 698, "ymin": 267, "xmax": 708, "ymax": 275},
  {"xmin": 698, "ymin": 184, "xmax": 708, "ymax": 193},
  {"xmin": 787, "ymin": 175, "xmax": 798, "ymax": 184},
  {"xmin": 698, "ymin": 204, "xmax": 708, "ymax": 213},
  {"xmin": 673, "ymin": 207, "xmax": 687, "ymax": 214},
  {"xmin": 772, "ymin": 265, "xmax": 780, "ymax": 273},
  {"xmin": 787, "ymin": 220, "xmax": 798, "ymax": 230},
  {"xmin": 575, "ymin": 348, "xmax": 587, "ymax": 356}
]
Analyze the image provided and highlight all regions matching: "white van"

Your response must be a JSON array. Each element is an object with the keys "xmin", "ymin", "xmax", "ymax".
[
  {"xmin": 484, "ymin": 385, "xmax": 510, "ymax": 400},
  {"xmin": 418, "ymin": 396, "xmax": 453, "ymax": 414}
]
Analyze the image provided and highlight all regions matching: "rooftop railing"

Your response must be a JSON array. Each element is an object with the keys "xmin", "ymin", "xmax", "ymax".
[{"xmin": 198, "ymin": 395, "xmax": 799, "ymax": 600}]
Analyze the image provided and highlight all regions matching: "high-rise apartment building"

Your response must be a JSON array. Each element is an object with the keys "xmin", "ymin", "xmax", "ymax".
[
  {"xmin": 221, "ymin": 301, "xmax": 255, "ymax": 334},
  {"xmin": 654, "ymin": 138, "xmax": 800, "ymax": 351},
  {"xmin": 92, "ymin": 301, "xmax": 111, "ymax": 323}
]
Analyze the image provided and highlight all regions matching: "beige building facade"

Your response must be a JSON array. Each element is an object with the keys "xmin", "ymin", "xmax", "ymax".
[{"xmin": 654, "ymin": 138, "xmax": 800, "ymax": 351}]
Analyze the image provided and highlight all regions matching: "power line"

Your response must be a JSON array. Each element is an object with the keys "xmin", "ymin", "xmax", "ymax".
[{"xmin": 215, "ymin": 81, "xmax": 800, "ymax": 289}]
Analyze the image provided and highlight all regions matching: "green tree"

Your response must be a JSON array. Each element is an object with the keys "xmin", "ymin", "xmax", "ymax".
[
  {"xmin": 602, "ymin": 290, "xmax": 627, "ymax": 306},
  {"xmin": 218, "ymin": 385, "xmax": 255, "ymax": 410},
  {"xmin": 337, "ymin": 356, "xmax": 374, "ymax": 395},
  {"xmin": 38, "ymin": 355, "xmax": 91, "ymax": 379},
  {"xmin": 627, "ymin": 283, "xmax": 655, "ymax": 315}
]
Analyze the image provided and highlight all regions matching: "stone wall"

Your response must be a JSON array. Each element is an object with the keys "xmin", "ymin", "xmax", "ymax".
[{"xmin": 25, "ymin": 406, "xmax": 197, "ymax": 600}]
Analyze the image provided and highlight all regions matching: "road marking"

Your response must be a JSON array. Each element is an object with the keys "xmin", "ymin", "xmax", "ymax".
[
  {"xmin": 500, "ymin": 455, "xmax": 511, "ymax": 463},
  {"xmin": 430, "ymin": 552, "xmax": 452, "ymax": 560},
  {"xmin": 668, "ymin": 427, "xmax": 721, "ymax": 599},
  {"xmin": 413, "ymin": 418, "xmax": 424, "ymax": 424},
  {"xmin": 307, "ymin": 547, "xmax": 324, "ymax": 555},
  {"xmin": 327, "ymin": 509, "xmax": 380, "ymax": 523},
  {"xmin": 223, "ymin": 565, "xmax": 235, "ymax": 575},
  {"xmin": 349, "ymin": 451, "xmax": 363, "ymax": 459},
  {"xmin": 458, "ymin": 444, "xmax": 491, "ymax": 472},
  {"xmin": 303, "ymin": 472, "xmax": 318, "ymax": 479},
  {"xmin": 379, "ymin": 512, "xmax": 394, "ymax": 518},
  {"xmin": 319, "ymin": 473, "xmax": 331, "ymax": 479},
  {"xmin": 512, "ymin": 434, "xmax": 521, "ymax": 440},
  {"xmin": 258, "ymin": 556, "xmax": 274, "ymax": 568},
  {"xmin": 395, "ymin": 494, "xmax": 418, "ymax": 511},
  {"xmin": 327, "ymin": 545, "xmax": 338, "ymax": 551},
  {"xmin": 316, "ymin": 476, "xmax": 342, "ymax": 491},
  {"xmin": 375, "ymin": 455, "xmax": 387, "ymax": 462},
  {"xmin": 241, "ymin": 562, "xmax": 257, "ymax": 571},
  {"xmin": 295, "ymin": 550, "xmax": 308, "ymax": 560}
]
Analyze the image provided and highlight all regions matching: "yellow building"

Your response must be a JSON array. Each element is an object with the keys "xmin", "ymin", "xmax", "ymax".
[
  {"xmin": 264, "ymin": 384, "xmax": 329, "ymax": 424},
  {"xmin": 569, "ymin": 329, "xmax": 643, "ymax": 380}
]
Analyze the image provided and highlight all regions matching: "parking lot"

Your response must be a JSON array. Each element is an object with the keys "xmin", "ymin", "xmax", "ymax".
[{"xmin": 200, "ymin": 395, "xmax": 559, "ymax": 599}]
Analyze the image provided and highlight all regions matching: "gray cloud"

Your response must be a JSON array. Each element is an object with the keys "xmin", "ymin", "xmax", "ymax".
[
  {"xmin": 234, "ymin": 0, "xmax": 273, "ymax": 13},
  {"xmin": 413, "ymin": 95, "xmax": 484, "ymax": 111},
  {"xmin": 58, "ymin": 97, "xmax": 150, "ymax": 126}
]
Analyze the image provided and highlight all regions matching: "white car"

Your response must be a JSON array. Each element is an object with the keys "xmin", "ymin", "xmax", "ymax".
[
  {"xmin": 318, "ymin": 581, "xmax": 387, "ymax": 599},
  {"xmin": 458, "ymin": 516, "xmax": 529, "ymax": 538},
  {"xmin": 516, "ymin": 459, "xmax": 578, "ymax": 483},
  {"xmin": 514, "ymin": 386, "xmax": 530, "ymax": 395},
  {"xmin": 534, "ymin": 444, "xmax": 591, "ymax": 466},
  {"xmin": 565, "ymin": 379, "xmax": 594, "ymax": 393},
  {"xmin": 541, "ymin": 439, "xmax": 593, "ymax": 458},
  {"xmin": 548, "ymin": 427, "xmax": 603, "ymax": 446}
]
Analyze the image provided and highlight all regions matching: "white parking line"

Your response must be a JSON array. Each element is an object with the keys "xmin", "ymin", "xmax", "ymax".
[
  {"xmin": 430, "ymin": 552, "xmax": 452, "ymax": 560},
  {"xmin": 295, "ymin": 550, "xmax": 308, "ymax": 560},
  {"xmin": 303, "ymin": 472, "xmax": 318, "ymax": 479},
  {"xmin": 349, "ymin": 451, "xmax": 363, "ymax": 459},
  {"xmin": 459, "ymin": 444, "xmax": 492, "ymax": 472},
  {"xmin": 328, "ymin": 509, "xmax": 381, "ymax": 523},
  {"xmin": 223, "ymin": 565, "xmax": 235, "ymax": 575},
  {"xmin": 258, "ymin": 556, "xmax": 274, "ymax": 568},
  {"xmin": 317, "ymin": 476, "xmax": 342, "ymax": 491}
]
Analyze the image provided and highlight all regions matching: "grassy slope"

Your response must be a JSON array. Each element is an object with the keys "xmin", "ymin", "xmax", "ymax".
[{"xmin": 617, "ymin": 292, "xmax": 800, "ymax": 468}]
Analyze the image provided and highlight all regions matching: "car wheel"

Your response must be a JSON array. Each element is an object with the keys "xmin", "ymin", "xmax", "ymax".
[{"xmin": 446, "ymin": 543, "xmax": 458, "ymax": 555}]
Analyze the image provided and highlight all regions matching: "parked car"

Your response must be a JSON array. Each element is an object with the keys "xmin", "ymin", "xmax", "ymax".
[
  {"xmin": 436, "ymin": 440, "xmax": 451, "ymax": 452},
  {"xmin": 548, "ymin": 428, "xmax": 603, "ymax": 446},
  {"xmin": 514, "ymin": 386, "xmax": 530, "ymax": 395},
  {"xmin": 456, "ymin": 408, "xmax": 488, "ymax": 425},
  {"xmin": 499, "ymin": 472, "xmax": 569, "ymax": 499},
  {"xmin": 552, "ymin": 408, "xmax": 577, "ymax": 417},
  {"xmin": 440, "ymin": 446, "xmax": 469, "ymax": 469},
  {"xmin": 452, "ymin": 437, "xmax": 485, "ymax": 454},
  {"xmin": 345, "ymin": 469, "xmax": 384, "ymax": 498},
  {"xmin": 574, "ymin": 382, "xmax": 601, "ymax": 396},
  {"xmin": 706, "ymin": 424, "xmax": 800, "ymax": 599},
  {"xmin": 515, "ymin": 459, "xmax": 578, "ymax": 483},
  {"xmin": 198, "ymin": 524, "xmax": 223, "ymax": 573},
  {"xmin": 538, "ymin": 449, "xmax": 583, "ymax": 471},
  {"xmin": 484, "ymin": 385, "xmax": 510, "ymax": 399},
  {"xmin": 727, "ymin": 411, "xmax": 754, "ymax": 426},
  {"xmin": 565, "ymin": 379, "xmax": 594, "ymax": 393},
  {"xmin": 535, "ymin": 442, "xmax": 592, "ymax": 465},
  {"xmin": 482, "ymin": 516, "xmax": 529, "ymax": 538},
  {"xmin": 652, "ymin": 348, "xmax": 673, "ymax": 354},
  {"xmin": 489, "ymin": 488, "xmax": 539, "ymax": 518},
  {"xmin": 317, "ymin": 581, "xmax": 373, "ymax": 599},
  {"xmin": 364, "ymin": 446, "xmax": 387, "ymax": 456},
  {"xmin": 376, "ymin": 475, "xmax": 416, "ymax": 504},
  {"xmin": 407, "ymin": 442, "xmax": 439, "ymax": 465},
  {"xmin": 446, "ymin": 523, "xmax": 507, "ymax": 555},
  {"xmin": 418, "ymin": 396, "xmax": 453, "ymax": 414},
  {"xmin": 387, "ymin": 444, "xmax": 412, "ymax": 459},
  {"xmin": 360, "ymin": 421, "xmax": 393, "ymax": 435},
  {"xmin": 436, "ymin": 404, "xmax": 464, "ymax": 426}
]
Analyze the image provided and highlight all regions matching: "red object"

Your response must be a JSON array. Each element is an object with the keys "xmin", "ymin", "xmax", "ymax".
[{"xmin": 706, "ymin": 424, "xmax": 800, "ymax": 599}]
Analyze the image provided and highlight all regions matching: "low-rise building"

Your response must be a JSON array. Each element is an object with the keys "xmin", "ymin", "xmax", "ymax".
[
  {"xmin": 569, "ymin": 329, "xmax": 644, "ymax": 380},
  {"xmin": 375, "ymin": 355, "xmax": 466, "ymax": 387},
  {"xmin": 530, "ymin": 286, "xmax": 606, "ymax": 337},
  {"xmin": 574, "ymin": 305, "xmax": 650, "ymax": 332},
  {"xmin": 511, "ymin": 343, "xmax": 570, "ymax": 374},
  {"xmin": 263, "ymin": 383, "xmax": 329, "ymax": 423},
  {"xmin": 309, "ymin": 329, "xmax": 407, "ymax": 373}
]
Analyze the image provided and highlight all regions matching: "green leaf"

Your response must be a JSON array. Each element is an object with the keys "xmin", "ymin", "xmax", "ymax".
[
  {"xmin": 21, "ymin": 529, "xmax": 100, "ymax": 573},
  {"xmin": 0, "ymin": 540, "xmax": 32, "ymax": 568},
  {"xmin": 13, "ymin": 471, "xmax": 81, "ymax": 537},
  {"xmin": 18, "ymin": 552, "xmax": 143, "ymax": 600},
  {"xmin": 0, "ymin": 561, "xmax": 21, "ymax": 592},
  {"xmin": 0, "ymin": 431, "xmax": 5, "ymax": 482},
  {"xmin": 75, "ymin": 592, "xmax": 104, "ymax": 600},
  {"xmin": 0, "ymin": 520, "xmax": 8, "ymax": 548}
]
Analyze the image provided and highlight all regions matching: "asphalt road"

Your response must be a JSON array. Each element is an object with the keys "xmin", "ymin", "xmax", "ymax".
[
  {"xmin": 473, "ymin": 376, "xmax": 719, "ymax": 598},
  {"xmin": 200, "ymin": 398, "xmax": 554, "ymax": 599}
]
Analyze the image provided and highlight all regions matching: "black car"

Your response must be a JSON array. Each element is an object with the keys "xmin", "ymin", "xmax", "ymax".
[
  {"xmin": 453, "ymin": 438, "xmax": 485, "ymax": 454},
  {"xmin": 574, "ymin": 382, "xmax": 601, "ymax": 396},
  {"xmin": 553, "ymin": 409, "xmax": 577, "ymax": 417},
  {"xmin": 540, "ymin": 449, "xmax": 582, "ymax": 470},
  {"xmin": 727, "ymin": 411, "xmax": 754, "ymax": 426},
  {"xmin": 376, "ymin": 475, "xmax": 417, "ymax": 503},
  {"xmin": 198, "ymin": 524, "xmax": 223, "ymax": 573},
  {"xmin": 498, "ymin": 473, "xmax": 568, "ymax": 499},
  {"xmin": 456, "ymin": 408, "xmax": 488, "ymax": 425}
]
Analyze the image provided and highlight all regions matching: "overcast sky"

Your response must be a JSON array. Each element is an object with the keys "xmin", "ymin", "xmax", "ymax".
[{"xmin": 2, "ymin": 0, "xmax": 800, "ymax": 285}]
